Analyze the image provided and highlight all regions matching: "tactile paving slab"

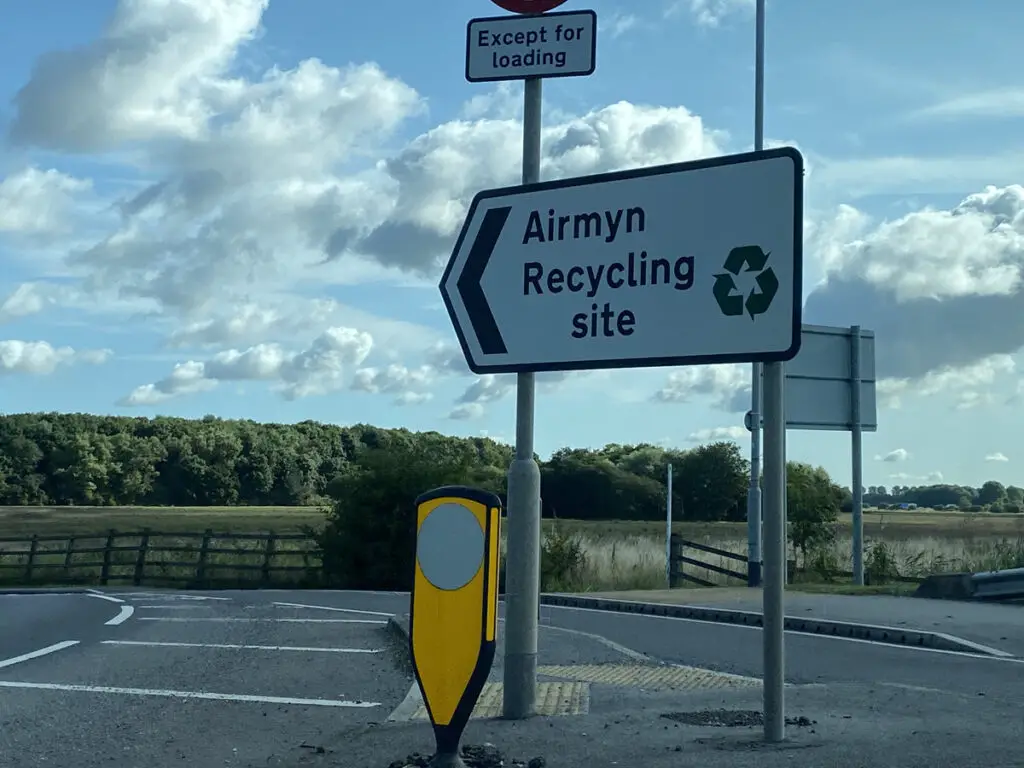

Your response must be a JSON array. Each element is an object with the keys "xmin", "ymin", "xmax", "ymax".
[
  {"xmin": 406, "ymin": 681, "xmax": 590, "ymax": 720},
  {"xmin": 538, "ymin": 663, "xmax": 761, "ymax": 690}
]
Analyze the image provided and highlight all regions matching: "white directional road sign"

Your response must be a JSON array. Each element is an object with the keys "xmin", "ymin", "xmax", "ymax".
[
  {"xmin": 466, "ymin": 10, "xmax": 597, "ymax": 83},
  {"xmin": 440, "ymin": 148, "xmax": 804, "ymax": 375}
]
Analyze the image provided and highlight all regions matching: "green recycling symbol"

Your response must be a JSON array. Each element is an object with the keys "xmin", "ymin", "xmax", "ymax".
[{"xmin": 712, "ymin": 245, "xmax": 778, "ymax": 320}]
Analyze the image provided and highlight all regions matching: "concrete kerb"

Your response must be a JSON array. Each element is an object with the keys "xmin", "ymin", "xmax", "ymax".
[
  {"xmin": 540, "ymin": 594, "xmax": 1007, "ymax": 657},
  {"xmin": 0, "ymin": 587, "xmax": 92, "ymax": 595}
]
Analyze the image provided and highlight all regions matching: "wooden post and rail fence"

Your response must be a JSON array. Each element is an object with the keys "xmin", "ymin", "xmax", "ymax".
[
  {"xmin": 0, "ymin": 529, "xmax": 923, "ymax": 590},
  {"xmin": 668, "ymin": 533, "xmax": 922, "ymax": 587},
  {"xmin": 0, "ymin": 530, "xmax": 323, "ymax": 588}
]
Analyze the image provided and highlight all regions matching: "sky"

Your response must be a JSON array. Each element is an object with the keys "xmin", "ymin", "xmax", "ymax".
[{"xmin": 1, "ymin": 0, "xmax": 1023, "ymax": 490}]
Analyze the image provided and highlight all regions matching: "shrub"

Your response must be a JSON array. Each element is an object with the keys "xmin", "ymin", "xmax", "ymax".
[
  {"xmin": 316, "ymin": 442, "xmax": 500, "ymax": 590},
  {"xmin": 865, "ymin": 540, "xmax": 901, "ymax": 584},
  {"xmin": 540, "ymin": 524, "xmax": 587, "ymax": 591}
]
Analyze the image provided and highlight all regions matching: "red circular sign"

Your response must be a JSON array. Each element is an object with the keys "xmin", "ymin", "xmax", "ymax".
[{"xmin": 490, "ymin": 0, "xmax": 568, "ymax": 14}]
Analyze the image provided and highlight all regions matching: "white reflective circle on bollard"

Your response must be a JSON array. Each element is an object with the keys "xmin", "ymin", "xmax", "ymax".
[{"xmin": 417, "ymin": 502, "xmax": 485, "ymax": 591}]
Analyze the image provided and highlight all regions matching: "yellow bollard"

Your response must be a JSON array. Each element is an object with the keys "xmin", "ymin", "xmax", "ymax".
[{"xmin": 410, "ymin": 485, "xmax": 502, "ymax": 766}]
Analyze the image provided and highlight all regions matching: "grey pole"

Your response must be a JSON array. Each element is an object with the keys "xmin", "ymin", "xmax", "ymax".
[
  {"xmin": 502, "ymin": 76, "xmax": 543, "ymax": 721},
  {"xmin": 666, "ymin": 463, "xmax": 674, "ymax": 588},
  {"xmin": 850, "ymin": 326, "xmax": 864, "ymax": 585},
  {"xmin": 745, "ymin": 0, "xmax": 767, "ymax": 590},
  {"xmin": 762, "ymin": 361, "xmax": 786, "ymax": 743},
  {"xmin": 755, "ymin": 0, "xmax": 785, "ymax": 744}
]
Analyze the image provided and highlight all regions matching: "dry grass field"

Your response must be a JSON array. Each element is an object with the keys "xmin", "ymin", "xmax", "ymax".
[
  {"xmin": 546, "ymin": 509, "xmax": 1024, "ymax": 592},
  {"xmin": 1, "ymin": 505, "xmax": 1022, "ymax": 592}
]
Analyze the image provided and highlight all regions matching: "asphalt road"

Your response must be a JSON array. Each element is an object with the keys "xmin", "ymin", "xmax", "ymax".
[
  {"xmin": 0, "ymin": 593, "xmax": 116, "ymax": 667},
  {"xmin": 593, "ymin": 588, "xmax": 1024, "ymax": 656},
  {"xmin": 2, "ymin": 588, "xmax": 1022, "ymax": 767},
  {"xmin": 540, "ymin": 603, "xmax": 1024, "ymax": 700},
  {"xmin": 0, "ymin": 589, "xmax": 413, "ymax": 767}
]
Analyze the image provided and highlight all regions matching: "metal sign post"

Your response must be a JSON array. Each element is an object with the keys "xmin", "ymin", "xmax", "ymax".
[
  {"xmin": 445, "ymin": 0, "xmax": 804, "ymax": 729},
  {"xmin": 750, "ymin": 0, "xmax": 786, "ymax": 745},
  {"xmin": 850, "ymin": 325, "xmax": 864, "ymax": 585},
  {"xmin": 465, "ymin": 0, "xmax": 597, "ymax": 721},
  {"xmin": 665, "ymin": 463, "xmax": 674, "ymax": 587}
]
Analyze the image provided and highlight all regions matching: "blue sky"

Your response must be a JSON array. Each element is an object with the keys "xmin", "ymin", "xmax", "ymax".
[{"xmin": 2, "ymin": 0, "xmax": 1024, "ymax": 489}]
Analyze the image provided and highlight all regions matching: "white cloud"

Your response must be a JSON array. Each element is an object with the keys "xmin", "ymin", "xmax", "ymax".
[
  {"xmin": 0, "ymin": 340, "xmax": 111, "ymax": 375},
  {"xmin": 351, "ymin": 363, "xmax": 435, "ymax": 406},
  {"xmin": 877, "ymin": 355, "xmax": 1014, "ymax": 410},
  {"xmin": 805, "ymin": 186, "xmax": 1024, "ymax": 408},
  {"xmin": 909, "ymin": 88, "xmax": 1024, "ymax": 121},
  {"xmin": 687, "ymin": 426, "xmax": 747, "ymax": 443},
  {"xmin": 668, "ymin": 0, "xmax": 755, "ymax": 27},
  {"xmin": 889, "ymin": 471, "xmax": 944, "ymax": 484},
  {"xmin": 119, "ymin": 326, "xmax": 372, "ymax": 405},
  {"xmin": 0, "ymin": 168, "xmax": 92, "ymax": 235},
  {"xmin": 601, "ymin": 12, "xmax": 639, "ymax": 38},
  {"xmin": 0, "ymin": 284, "xmax": 66, "ymax": 322},
  {"xmin": 120, "ymin": 360, "xmax": 216, "ymax": 405},
  {"xmin": 876, "ymin": 448, "xmax": 910, "ymax": 463},
  {"xmin": 985, "ymin": 452, "xmax": 1010, "ymax": 463},
  {"xmin": 653, "ymin": 364, "xmax": 750, "ymax": 412},
  {"xmin": 448, "ymin": 403, "xmax": 484, "ymax": 421},
  {"xmin": 457, "ymin": 375, "xmax": 515, "ymax": 407},
  {"xmin": 1, "ymin": 0, "xmax": 736, "ymax": 384}
]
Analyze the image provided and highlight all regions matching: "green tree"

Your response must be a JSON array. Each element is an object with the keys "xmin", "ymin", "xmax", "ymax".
[
  {"xmin": 675, "ymin": 442, "xmax": 748, "ymax": 521},
  {"xmin": 786, "ymin": 462, "xmax": 842, "ymax": 564},
  {"xmin": 978, "ymin": 480, "xmax": 1006, "ymax": 506}
]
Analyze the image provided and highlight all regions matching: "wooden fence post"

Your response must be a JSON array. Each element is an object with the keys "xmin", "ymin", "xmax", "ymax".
[
  {"xmin": 24, "ymin": 535, "xmax": 39, "ymax": 582},
  {"xmin": 262, "ymin": 531, "xmax": 277, "ymax": 586},
  {"xmin": 134, "ymin": 529, "xmax": 151, "ymax": 586},
  {"xmin": 100, "ymin": 530, "xmax": 116, "ymax": 586},
  {"xmin": 196, "ymin": 529, "xmax": 213, "ymax": 586},
  {"xmin": 63, "ymin": 537, "xmax": 76, "ymax": 580}
]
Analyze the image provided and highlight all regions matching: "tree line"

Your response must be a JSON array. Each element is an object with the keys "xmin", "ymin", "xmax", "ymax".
[
  {"xmin": 865, "ymin": 482, "xmax": 1024, "ymax": 512},
  {"xmin": 0, "ymin": 413, "xmax": 1016, "ymax": 521}
]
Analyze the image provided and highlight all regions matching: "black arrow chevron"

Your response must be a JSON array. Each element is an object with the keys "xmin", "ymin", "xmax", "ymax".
[{"xmin": 457, "ymin": 206, "xmax": 510, "ymax": 355}]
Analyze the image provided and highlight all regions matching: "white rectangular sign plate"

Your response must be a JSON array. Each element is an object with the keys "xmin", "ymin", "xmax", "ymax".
[
  {"xmin": 465, "ymin": 10, "xmax": 597, "ymax": 83},
  {"xmin": 440, "ymin": 147, "xmax": 804, "ymax": 374}
]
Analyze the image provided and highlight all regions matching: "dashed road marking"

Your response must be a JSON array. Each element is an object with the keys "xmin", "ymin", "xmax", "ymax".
[
  {"xmin": 101, "ymin": 640, "xmax": 382, "ymax": 654},
  {"xmin": 0, "ymin": 641, "xmax": 80, "ymax": 670},
  {"xmin": 0, "ymin": 681, "xmax": 380, "ymax": 707}
]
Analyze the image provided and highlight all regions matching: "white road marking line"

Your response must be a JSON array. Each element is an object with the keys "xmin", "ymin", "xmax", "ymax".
[
  {"xmin": 86, "ymin": 591, "xmax": 124, "ymax": 605},
  {"xmin": 0, "ymin": 641, "xmax": 79, "ymax": 670},
  {"xmin": 135, "ymin": 605, "xmax": 208, "ymax": 609},
  {"xmin": 0, "ymin": 681, "xmax": 380, "ymax": 707},
  {"xmin": 271, "ymin": 601, "xmax": 392, "ymax": 617},
  {"xmin": 101, "ymin": 640, "xmax": 382, "ymax": 653},
  {"xmin": 542, "ymin": 604, "xmax": 1024, "ymax": 664},
  {"xmin": 137, "ymin": 617, "xmax": 385, "ymax": 624},
  {"xmin": 111, "ymin": 593, "xmax": 232, "ymax": 602},
  {"xmin": 524, "ymin": 618, "xmax": 652, "ymax": 663},
  {"xmin": 105, "ymin": 606, "xmax": 135, "ymax": 626}
]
